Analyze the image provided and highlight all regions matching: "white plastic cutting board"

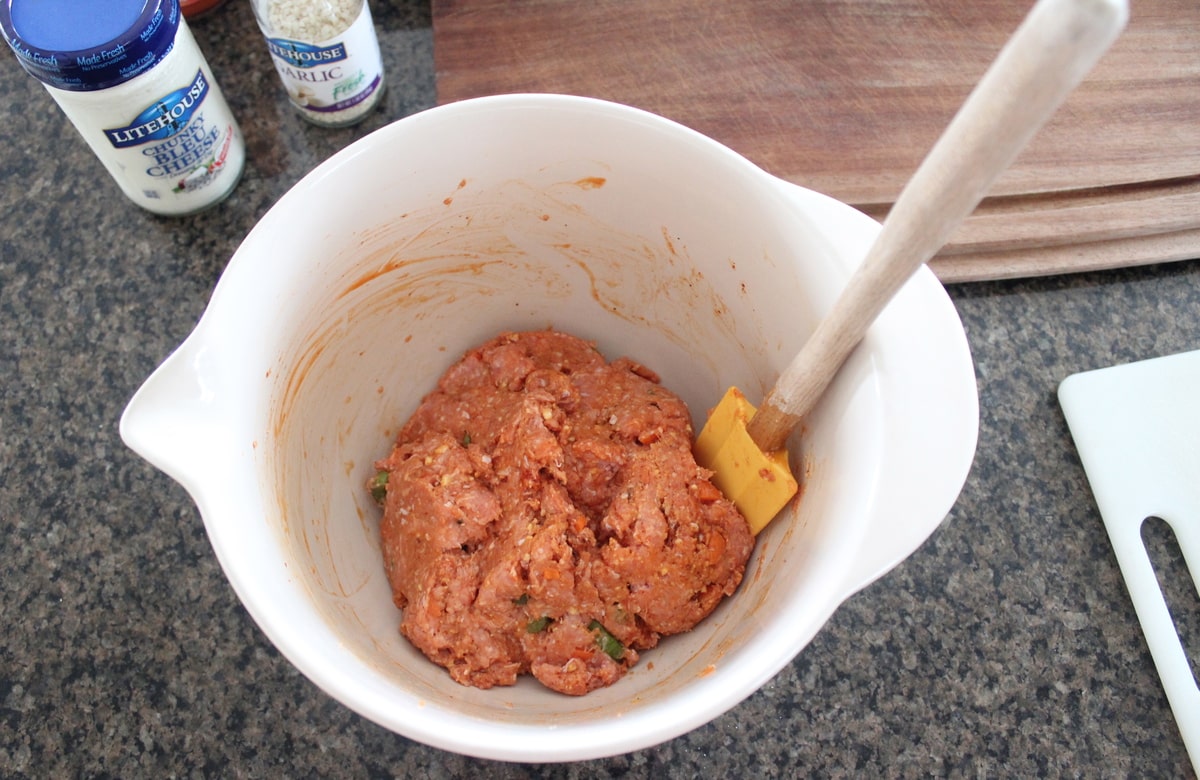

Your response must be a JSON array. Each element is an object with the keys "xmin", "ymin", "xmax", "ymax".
[{"xmin": 1059, "ymin": 349, "xmax": 1200, "ymax": 774}]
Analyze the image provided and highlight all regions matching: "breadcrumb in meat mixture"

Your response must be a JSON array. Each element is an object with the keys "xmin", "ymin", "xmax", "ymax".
[{"xmin": 372, "ymin": 330, "xmax": 754, "ymax": 695}]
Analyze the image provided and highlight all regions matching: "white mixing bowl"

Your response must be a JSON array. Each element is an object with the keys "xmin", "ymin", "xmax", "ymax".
[{"xmin": 120, "ymin": 94, "xmax": 978, "ymax": 762}]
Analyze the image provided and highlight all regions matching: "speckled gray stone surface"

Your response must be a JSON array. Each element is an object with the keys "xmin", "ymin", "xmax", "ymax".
[{"xmin": 1, "ymin": 2, "xmax": 1197, "ymax": 777}]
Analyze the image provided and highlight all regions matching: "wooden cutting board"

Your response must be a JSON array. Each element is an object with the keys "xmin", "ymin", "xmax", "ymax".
[{"xmin": 432, "ymin": 0, "xmax": 1200, "ymax": 282}]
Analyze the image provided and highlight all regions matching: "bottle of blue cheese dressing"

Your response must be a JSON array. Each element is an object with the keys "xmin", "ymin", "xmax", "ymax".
[
  {"xmin": 250, "ymin": 0, "xmax": 385, "ymax": 127},
  {"xmin": 0, "ymin": 0, "xmax": 245, "ymax": 216}
]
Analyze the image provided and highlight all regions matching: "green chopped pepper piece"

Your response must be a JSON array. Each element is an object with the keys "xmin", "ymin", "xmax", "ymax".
[
  {"xmin": 526, "ymin": 615, "xmax": 552, "ymax": 634},
  {"xmin": 588, "ymin": 620, "xmax": 625, "ymax": 661},
  {"xmin": 369, "ymin": 470, "xmax": 389, "ymax": 504}
]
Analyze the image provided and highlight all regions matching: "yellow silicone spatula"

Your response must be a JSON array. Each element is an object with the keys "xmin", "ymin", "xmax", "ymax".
[{"xmin": 696, "ymin": 0, "xmax": 1129, "ymax": 535}]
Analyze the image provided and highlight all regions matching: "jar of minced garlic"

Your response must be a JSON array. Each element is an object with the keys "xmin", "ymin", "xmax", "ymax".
[{"xmin": 250, "ymin": 0, "xmax": 386, "ymax": 127}]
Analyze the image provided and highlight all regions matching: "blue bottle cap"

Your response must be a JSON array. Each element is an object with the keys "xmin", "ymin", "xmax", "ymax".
[{"xmin": 0, "ymin": 0, "xmax": 181, "ymax": 92}]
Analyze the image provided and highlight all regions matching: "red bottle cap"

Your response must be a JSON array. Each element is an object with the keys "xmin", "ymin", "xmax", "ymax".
[{"xmin": 180, "ymin": 0, "xmax": 228, "ymax": 18}]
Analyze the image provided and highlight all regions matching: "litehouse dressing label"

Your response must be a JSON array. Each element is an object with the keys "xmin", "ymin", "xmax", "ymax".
[{"xmin": 104, "ymin": 69, "xmax": 238, "ymax": 196}]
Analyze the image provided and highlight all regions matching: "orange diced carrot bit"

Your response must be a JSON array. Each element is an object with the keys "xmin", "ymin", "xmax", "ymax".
[{"xmin": 694, "ymin": 480, "xmax": 723, "ymax": 504}]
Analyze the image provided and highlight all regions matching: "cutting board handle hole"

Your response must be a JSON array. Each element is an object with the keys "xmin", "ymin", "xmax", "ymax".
[{"xmin": 1140, "ymin": 516, "xmax": 1200, "ymax": 687}]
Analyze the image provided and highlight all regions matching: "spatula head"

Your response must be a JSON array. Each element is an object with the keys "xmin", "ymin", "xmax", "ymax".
[{"xmin": 695, "ymin": 387, "xmax": 799, "ymax": 534}]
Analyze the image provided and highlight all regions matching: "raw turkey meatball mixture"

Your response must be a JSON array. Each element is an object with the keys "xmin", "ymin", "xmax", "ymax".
[{"xmin": 372, "ymin": 330, "xmax": 754, "ymax": 695}]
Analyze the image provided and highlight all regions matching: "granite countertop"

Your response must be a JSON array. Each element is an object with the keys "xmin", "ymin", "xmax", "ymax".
[{"xmin": 2, "ymin": 2, "xmax": 1197, "ymax": 776}]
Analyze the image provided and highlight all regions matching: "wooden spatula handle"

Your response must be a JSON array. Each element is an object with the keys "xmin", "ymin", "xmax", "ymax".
[{"xmin": 747, "ymin": 0, "xmax": 1128, "ymax": 453}]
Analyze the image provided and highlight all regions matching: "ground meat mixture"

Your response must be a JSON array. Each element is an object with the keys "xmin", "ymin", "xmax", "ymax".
[{"xmin": 372, "ymin": 330, "xmax": 754, "ymax": 695}]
